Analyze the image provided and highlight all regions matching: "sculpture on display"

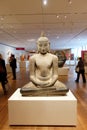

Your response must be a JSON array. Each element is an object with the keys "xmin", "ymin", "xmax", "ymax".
[
  {"xmin": 20, "ymin": 34, "xmax": 69, "ymax": 96},
  {"xmin": 55, "ymin": 51, "xmax": 66, "ymax": 67}
]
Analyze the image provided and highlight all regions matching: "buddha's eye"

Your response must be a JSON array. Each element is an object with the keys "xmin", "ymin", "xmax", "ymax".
[
  {"xmin": 44, "ymin": 44, "xmax": 47, "ymax": 47},
  {"xmin": 39, "ymin": 44, "xmax": 42, "ymax": 47}
]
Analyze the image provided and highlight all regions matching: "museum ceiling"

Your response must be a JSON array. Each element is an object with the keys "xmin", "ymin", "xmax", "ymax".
[{"xmin": 0, "ymin": 0, "xmax": 87, "ymax": 51}]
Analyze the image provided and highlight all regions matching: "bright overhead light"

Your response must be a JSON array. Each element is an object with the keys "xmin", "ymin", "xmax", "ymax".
[
  {"xmin": 64, "ymin": 15, "xmax": 67, "ymax": 19},
  {"xmin": 0, "ymin": 16, "xmax": 4, "ymax": 21},
  {"xmin": 43, "ymin": 0, "xmax": 47, "ymax": 5},
  {"xmin": 27, "ymin": 39, "xmax": 35, "ymax": 42},
  {"xmin": 57, "ymin": 15, "xmax": 59, "ymax": 19},
  {"xmin": 68, "ymin": 0, "xmax": 72, "ymax": 4}
]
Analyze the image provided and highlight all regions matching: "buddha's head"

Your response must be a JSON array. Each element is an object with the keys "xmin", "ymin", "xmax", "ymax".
[{"xmin": 37, "ymin": 33, "xmax": 50, "ymax": 54}]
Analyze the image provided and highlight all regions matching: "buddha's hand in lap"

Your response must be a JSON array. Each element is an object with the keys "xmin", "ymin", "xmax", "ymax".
[{"xmin": 37, "ymin": 80, "xmax": 54, "ymax": 88}]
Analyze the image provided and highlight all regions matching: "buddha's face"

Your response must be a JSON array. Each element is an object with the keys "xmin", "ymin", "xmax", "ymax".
[{"xmin": 38, "ymin": 41, "xmax": 50, "ymax": 54}]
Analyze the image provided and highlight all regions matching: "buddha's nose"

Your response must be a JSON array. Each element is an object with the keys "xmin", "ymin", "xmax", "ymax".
[{"xmin": 42, "ymin": 48, "xmax": 45, "ymax": 51}]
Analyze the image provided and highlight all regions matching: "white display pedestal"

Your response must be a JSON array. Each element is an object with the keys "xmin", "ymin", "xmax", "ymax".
[
  {"xmin": 8, "ymin": 89, "xmax": 77, "ymax": 126},
  {"xmin": 58, "ymin": 67, "xmax": 69, "ymax": 75},
  {"xmin": 19, "ymin": 61, "xmax": 29, "ymax": 71}
]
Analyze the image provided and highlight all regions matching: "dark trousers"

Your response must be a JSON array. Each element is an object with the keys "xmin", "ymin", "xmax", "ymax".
[
  {"xmin": 0, "ymin": 73, "xmax": 6, "ymax": 94},
  {"xmin": 12, "ymin": 68, "xmax": 16, "ymax": 79},
  {"xmin": 1, "ymin": 81, "xmax": 6, "ymax": 92},
  {"xmin": 76, "ymin": 70, "xmax": 86, "ymax": 82}
]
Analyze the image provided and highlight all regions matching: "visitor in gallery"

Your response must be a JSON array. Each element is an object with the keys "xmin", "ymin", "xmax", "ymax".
[
  {"xmin": 20, "ymin": 33, "xmax": 69, "ymax": 95},
  {"xmin": 75, "ymin": 57, "xmax": 86, "ymax": 83},
  {"xmin": 9, "ymin": 54, "xmax": 17, "ymax": 80},
  {"xmin": 0, "ymin": 54, "xmax": 7, "ymax": 94}
]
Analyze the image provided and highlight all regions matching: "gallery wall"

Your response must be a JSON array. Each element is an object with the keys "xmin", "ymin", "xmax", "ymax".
[{"xmin": 0, "ymin": 43, "xmax": 26, "ymax": 64}]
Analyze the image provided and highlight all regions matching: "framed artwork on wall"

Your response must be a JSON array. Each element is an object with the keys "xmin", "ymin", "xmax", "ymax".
[{"xmin": 81, "ymin": 51, "xmax": 87, "ymax": 66}]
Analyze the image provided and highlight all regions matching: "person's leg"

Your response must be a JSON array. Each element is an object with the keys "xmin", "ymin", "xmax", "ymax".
[
  {"xmin": 5, "ymin": 75, "xmax": 8, "ymax": 84},
  {"xmin": 75, "ymin": 72, "xmax": 80, "ymax": 82},
  {"xmin": 1, "ymin": 81, "xmax": 7, "ymax": 94},
  {"xmin": 12, "ymin": 68, "xmax": 16, "ymax": 79},
  {"xmin": 81, "ymin": 72, "xmax": 86, "ymax": 83}
]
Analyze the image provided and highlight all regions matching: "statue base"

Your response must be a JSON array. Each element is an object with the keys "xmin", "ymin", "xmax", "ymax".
[
  {"xmin": 8, "ymin": 88, "xmax": 77, "ymax": 126},
  {"xmin": 20, "ymin": 87, "xmax": 69, "ymax": 96}
]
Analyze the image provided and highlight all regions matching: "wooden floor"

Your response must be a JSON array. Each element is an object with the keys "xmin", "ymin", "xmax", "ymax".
[{"xmin": 0, "ymin": 66, "xmax": 87, "ymax": 130}]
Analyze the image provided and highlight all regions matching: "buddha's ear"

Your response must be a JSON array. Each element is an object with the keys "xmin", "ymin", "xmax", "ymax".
[
  {"xmin": 36, "ymin": 41, "xmax": 40, "ymax": 53},
  {"xmin": 47, "ymin": 42, "xmax": 50, "ymax": 53}
]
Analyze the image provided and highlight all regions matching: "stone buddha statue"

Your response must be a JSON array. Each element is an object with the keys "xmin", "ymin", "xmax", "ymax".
[{"xmin": 20, "ymin": 34, "xmax": 69, "ymax": 96}]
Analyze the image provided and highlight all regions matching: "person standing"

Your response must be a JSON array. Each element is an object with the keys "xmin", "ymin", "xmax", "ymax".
[
  {"xmin": 10, "ymin": 54, "xmax": 17, "ymax": 80},
  {"xmin": 75, "ymin": 57, "xmax": 86, "ymax": 83},
  {"xmin": 0, "ymin": 54, "xmax": 7, "ymax": 94}
]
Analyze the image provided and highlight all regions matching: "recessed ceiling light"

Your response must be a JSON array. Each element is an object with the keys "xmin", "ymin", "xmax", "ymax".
[
  {"xmin": 64, "ymin": 16, "xmax": 67, "ymax": 19},
  {"xmin": 43, "ymin": 0, "xmax": 47, "ymax": 5},
  {"xmin": 27, "ymin": 39, "xmax": 35, "ymax": 42},
  {"xmin": 68, "ymin": 0, "xmax": 72, "ymax": 4},
  {"xmin": 57, "ymin": 15, "xmax": 59, "ymax": 19},
  {"xmin": 0, "ymin": 17, "xmax": 4, "ymax": 21}
]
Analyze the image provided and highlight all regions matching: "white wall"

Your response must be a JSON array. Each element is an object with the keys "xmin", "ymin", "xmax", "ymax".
[
  {"xmin": 71, "ymin": 45, "xmax": 87, "ymax": 59},
  {"xmin": 0, "ymin": 44, "xmax": 27, "ymax": 64},
  {"xmin": 0, "ymin": 44, "xmax": 16, "ymax": 63}
]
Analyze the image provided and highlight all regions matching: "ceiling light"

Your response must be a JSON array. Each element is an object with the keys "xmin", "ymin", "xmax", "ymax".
[
  {"xmin": 27, "ymin": 39, "xmax": 35, "ymax": 42},
  {"xmin": 57, "ymin": 15, "xmax": 59, "ymax": 19},
  {"xmin": 64, "ymin": 16, "xmax": 67, "ymax": 19},
  {"xmin": 0, "ymin": 17, "xmax": 4, "ymax": 21},
  {"xmin": 43, "ymin": 0, "xmax": 47, "ymax": 5},
  {"xmin": 68, "ymin": 0, "xmax": 72, "ymax": 4}
]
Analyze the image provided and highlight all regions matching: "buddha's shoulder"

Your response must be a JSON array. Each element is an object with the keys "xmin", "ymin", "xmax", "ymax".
[
  {"xmin": 30, "ymin": 54, "xmax": 39, "ymax": 59},
  {"xmin": 49, "ymin": 53, "xmax": 58, "ymax": 59}
]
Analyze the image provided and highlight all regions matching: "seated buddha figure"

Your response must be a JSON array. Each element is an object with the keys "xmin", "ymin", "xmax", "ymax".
[{"xmin": 20, "ymin": 34, "xmax": 69, "ymax": 96}]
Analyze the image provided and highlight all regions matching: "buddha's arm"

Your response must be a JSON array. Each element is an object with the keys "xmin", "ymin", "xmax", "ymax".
[
  {"xmin": 29, "ymin": 57, "xmax": 38, "ymax": 85},
  {"xmin": 52, "ymin": 56, "xmax": 58, "ymax": 83},
  {"xmin": 43, "ymin": 56, "xmax": 58, "ymax": 87}
]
